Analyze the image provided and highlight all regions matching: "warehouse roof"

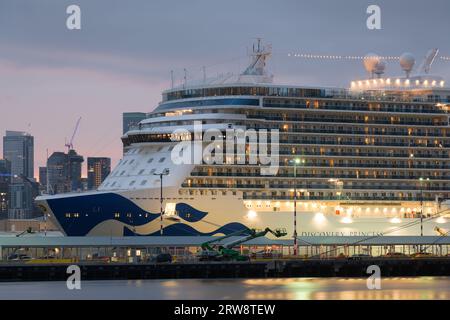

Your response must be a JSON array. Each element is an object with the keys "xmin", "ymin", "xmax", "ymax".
[{"xmin": 0, "ymin": 236, "xmax": 449, "ymax": 247}]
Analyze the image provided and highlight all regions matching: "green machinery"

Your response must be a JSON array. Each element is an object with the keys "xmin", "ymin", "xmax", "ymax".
[{"xmin": 199, "ymin": 228, "xmax": 287, "ymax": 261}]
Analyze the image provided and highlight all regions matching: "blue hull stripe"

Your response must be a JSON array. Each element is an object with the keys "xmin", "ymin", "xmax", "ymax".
[
  {"xmin": 123, "ymin": 222, "xmax": 250, "ymax": 237},
  {"xmin": 47, "ymin": 193, "xmax": 159, "ymax": 236},
  {"xmin": 47, "ymin": 192, "xmax": 239, "ymax": 237}
]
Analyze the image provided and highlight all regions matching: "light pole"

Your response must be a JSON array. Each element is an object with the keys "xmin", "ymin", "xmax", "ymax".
[
  {"xmin": 290, "ymin": 158, "xmax": 304, "ymax": 256},
  {"xmin": 419, "ymin": 177, "xmax": 430, "ymax": 237},
  {"xmin": 154, "ymin": 169, "xmax": 170, "ymax": 236}
]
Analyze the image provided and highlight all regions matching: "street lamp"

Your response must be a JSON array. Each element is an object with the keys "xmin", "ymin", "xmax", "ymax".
[
  {"xmin": 154, "ymin": 169, "xmax": 170, "ymax": 236},
  {"xmin": 419, "ymin": 177, "xmax": 430, "ymax": 237},
  {"xmin": 290, "ymin": 158, "xmax": 305, "ymax": 256}
]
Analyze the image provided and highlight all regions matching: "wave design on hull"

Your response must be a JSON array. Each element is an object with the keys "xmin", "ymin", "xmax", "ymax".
[
  {"xmin": 175, "ymin": 203, "xmax": 208, "ymax": 222},
  {"xmin": 47, "ymin": 193, "xmax": 160, "ymax": 236},
  {"xmin": 123, "ymin": 222, "xmax": 250, "ymax": 237}
]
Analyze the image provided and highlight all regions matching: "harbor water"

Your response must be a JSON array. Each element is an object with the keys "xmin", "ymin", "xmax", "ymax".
[{"xmin": 0, "ymin": 277, "xmax": 449, "ymax": 300}]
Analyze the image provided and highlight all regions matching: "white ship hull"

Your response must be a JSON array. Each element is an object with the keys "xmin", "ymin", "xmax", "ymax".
[{"xmin": 36, "ymin": 187, "xmax": 450, "ymax": 237}]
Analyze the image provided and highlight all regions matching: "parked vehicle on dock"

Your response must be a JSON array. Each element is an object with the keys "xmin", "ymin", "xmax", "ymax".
[
  {"xmin": 382, "ymin": 252, "xmax": 408, "ymax": 258},
  {"xmin": 410, "ymin": 252, "xmax": 435, "ymax": 258},
  {"xmin": 7, "ymin": 253, "xmax": 32, "ymax": 261},
  {"xmin": 198, "ymin": 251, "xmax": 221, "ymax": 262},
  {"xmin": 349, "ymin": 254, "xmax": 372, "ymax": 261},
  {"xmin": 155, "ymin": 253, "xmax": 172, "ymax": 263},
  {"xmin": 38, "ymin": 255, "xmax": 56, "ymax": 260}
]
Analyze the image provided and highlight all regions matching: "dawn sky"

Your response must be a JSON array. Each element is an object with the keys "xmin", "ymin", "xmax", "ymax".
[{"xmin": 1, "ymin": 0, "xmax": 449, "ymax": 178}]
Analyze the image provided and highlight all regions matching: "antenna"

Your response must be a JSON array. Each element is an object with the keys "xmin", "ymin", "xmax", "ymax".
[
  {"xmin": 183, "ymin": 68, "xmax": 187, "ymax": 88},
  {"xmin": 418, "ymin": 48, "xmax": 439, "ymax": 74},
  {"xmin": 202, "ymin": 66, "xmax": 206, "ymax": 83},
  {"xmin": 170, "ymin": 70, "xmax": 174, "ymax": 89},
  {"xmin": 242, "ymin": 38, "xmax": 272, "ymax": 76},
  {"xmin": 46, "ymin": 148, "xmax": 50, "ymax": 195}
]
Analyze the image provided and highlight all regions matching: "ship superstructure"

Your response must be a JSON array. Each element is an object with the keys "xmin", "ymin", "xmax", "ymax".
[{"xmin": 36, "ymin": 41, "xmax": 450, "ymax": 237}]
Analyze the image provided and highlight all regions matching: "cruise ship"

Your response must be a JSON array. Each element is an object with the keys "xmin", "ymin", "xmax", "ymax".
[{"xmin": 36, "ymin": 41, "xmax": 450, "ymax": 237}]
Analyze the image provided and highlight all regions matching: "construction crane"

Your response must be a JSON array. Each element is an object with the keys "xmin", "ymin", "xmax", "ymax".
[
  {"xmin": 199, "ymin": 227, "xmax": 287, "ymax": 262},
  {"xmin": 65, "ymin": 117, "xmax": 82, "ymax": 152}
]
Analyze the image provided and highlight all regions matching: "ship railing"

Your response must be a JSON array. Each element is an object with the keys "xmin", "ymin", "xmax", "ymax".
[
  {"xmin": 277, "ymin": 140, "xmax": 450, "ymax": 148},
  {"xmin": 246, "ymin": 115, "xmax": 447, "ymax": 126},
  {"xmin": 263, "ymin": 103, "xmax": 449, "ymax": 115},
  {"xmin": 241, "ymin": 195, "xmax": 437, "ymax": 201},
  {"xmin": 259, "ymin": 128, "xmax": 448, "ymax": 137},
  {"xmin": 187, "ymin": 173, "xmax": 450, "ymax": 180}
]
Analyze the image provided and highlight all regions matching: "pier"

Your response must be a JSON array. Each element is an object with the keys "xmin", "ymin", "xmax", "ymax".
[
  {"xmin": 1, "ymin": 258, "xmax": 450, "ymax": 281},
  {"xmin": 0, "ymin": 236, "xmax": 449, "ymax": 281}
]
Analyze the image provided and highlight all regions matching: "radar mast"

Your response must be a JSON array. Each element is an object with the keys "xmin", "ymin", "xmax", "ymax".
[{"xmin": 242, "ymin": 38, "xmax": 272, "ymax": 76}]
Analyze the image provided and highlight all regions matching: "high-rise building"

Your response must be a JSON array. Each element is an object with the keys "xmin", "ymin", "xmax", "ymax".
[
  {"xmin": 68, "ymin": 149, "xmax": 84, "ymax": 191},
  {"xmin": 80, "ymin": 177, "xmax": 88, "ymax": 192},
  {"xmin": 3, "ymin": 131, "xmax": 34, "ymax": 179},
  {"xmin": 3, "ymin": 131, "xmax": 35, "ymax": 219},
  {"xmin": 87, "ymin": 157, "xmax": 111, "ymax": 190},
  {"xmin": 39, "ymin": 166, "xmax": 47, "ymax": 193},
  {"xmin": 47, "ymin": 150, "xmax": 84, "ymax": 194},
  {"xmin": 8, "ymin": 182, "xmax": 39, "ymax": 219},
  {"xmin": 47, "ymin": 152, "xmax": 67, "ymax": 194},
  {"xmin": 123, "ymin": 112, "xmax": 146, "ymax": 134},
  {"xmin": 0, "ymin": 159, "xmax": 11, "ymax": 219}
]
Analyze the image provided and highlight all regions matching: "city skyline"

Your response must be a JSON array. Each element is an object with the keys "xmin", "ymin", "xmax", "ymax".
[{"xmin": 1, "ymin": 0, "xmax": 450, "ymax": 178}]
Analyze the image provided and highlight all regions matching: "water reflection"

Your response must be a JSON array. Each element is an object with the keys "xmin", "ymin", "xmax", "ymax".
[
  {"xmin": 244, "ymin": 277, "xmax": 450, "ymax": 300},
  {"xmin": 0, "ymin": 277, "xmax": 449, "ymax": 300}
]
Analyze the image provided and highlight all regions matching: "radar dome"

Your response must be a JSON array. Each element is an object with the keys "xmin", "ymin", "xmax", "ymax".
[
  {"xmin": 363, "ymin": 53, "xmax": 381, "ymax": 75},
  {"xmin": 400, "ymin": 53, "xmax": 415, "ymax": 77}
]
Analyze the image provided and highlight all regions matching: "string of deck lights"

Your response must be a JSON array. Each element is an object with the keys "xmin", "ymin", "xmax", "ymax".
[
  {"xmin": 287, "ymin": 53, "xmax": 400, "ymax": 60},
  {"xmin": 351, "ymin": 77, "xmax": 445, "ymax": 89},
  {"xmin": 288, "ymin": 53, "xmax": 450, "ymax": 61},
  {"xmin": 287, "ymin": 51, "xmax": 447, "ymax": 89}
]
